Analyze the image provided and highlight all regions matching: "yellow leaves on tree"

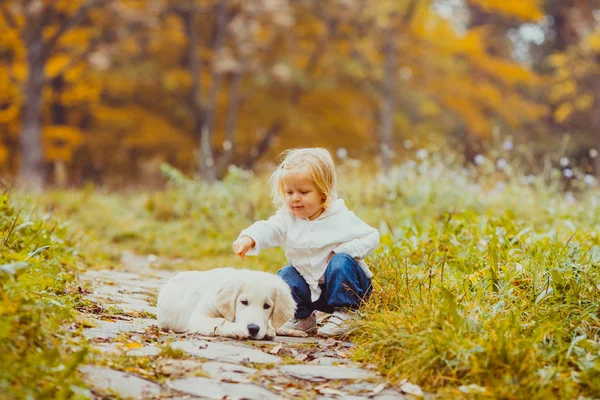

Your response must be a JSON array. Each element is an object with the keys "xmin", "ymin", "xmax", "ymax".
[
  {"xmin": 43, "ymin": 126, "xmax": 84, "ymax": 162},
  {"xmin": 407, "ymin": 16, "xmax": 547, "ymax": 137},
  {"xmin": 0, "ymin": 144, "xmax": 7, "ymax": 166},
  {"xmin": 549, "ymin": 27, "xmax": 600, "ymax": 124},
  {"xmin": 92, "ymin": 105, "xmax": 195, "ymax": 167},
  {"xmin": 469, "ymin": 0, "xmax": 544, "ymax": 21}
]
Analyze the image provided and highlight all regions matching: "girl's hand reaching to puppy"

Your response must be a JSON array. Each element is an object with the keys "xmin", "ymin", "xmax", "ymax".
[{"xmin": 232, "ymin": 236, "xmax": 255, "ymax": 257}]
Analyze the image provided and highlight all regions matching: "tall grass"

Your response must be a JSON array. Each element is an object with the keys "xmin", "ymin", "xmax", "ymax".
[{"xmin": 348, "ymin": 153, "xmax": 600, "ymax": 398}]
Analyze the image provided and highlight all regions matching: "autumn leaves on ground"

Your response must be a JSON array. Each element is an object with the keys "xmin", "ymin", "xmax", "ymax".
[{"xmin": 3, "ymin": 154, "xmax": 600, "ymax": 399}]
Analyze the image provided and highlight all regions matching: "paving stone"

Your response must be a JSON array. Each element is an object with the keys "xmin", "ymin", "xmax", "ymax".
[
  {"xmin": 93, "ymin": 285, "xmax": 153, "ymax": 300},
  {"xmin": 113, "ymin": 301, "xmax": 157, "ymax": 315},
  {"xmin": 83, "ymin": 318, "xmax": 155, "ymax": 340},
  {"xmin": 156, "ymin": 359, "xmax": 206, "ymax": 376},
  {"xmin": 79, "ymin": 365, "xmax": 162, "ymax": 398},
  {"xmin": 169, "ymin": 339, "xmax": 282, "ymax": 364},
  {"xmin": 168, "ymin": 377, "xmax": 282, "ymax": 400},
  {"xmin": 91, "ymin": 343, "xmax": 122, "ymax": 355},
  {"xmin": 87, "ymin": 292, "xmax": 150, "ymax": 306},
  {"xmin": 331, "ymin": 383, "xmax": 405, "ymax": 399},
  {"xmin": 314, "ymin": 356, "xmax": 346, "ymax": 366},
  {"xmin": 374, "ymin": 392, "xmax": 407, "ymax": 399},
  {"xmin": 127, "ymin": 344, "xmax": 162, "ymax": 357},
  {"xmin": 316, "ymin": 393, "xmax": 405, "ymax": 400},
  {"xmin": 201, "ymin": 361, "xmax": 257, "ymax": 383},
  {"xmin": 82, "ymin": 270, "xmax": 145, "ymax": 282},
  {"xmin": 272, "ymin": 335, "xmax": 326, "ymax": 345},
  {"xmin": 344, "ymin": 382, "xmax": 379, "ymax": 392},
  {"xmin": 280, "ymin": 365, "xmax": 376, "ymax": 382}
]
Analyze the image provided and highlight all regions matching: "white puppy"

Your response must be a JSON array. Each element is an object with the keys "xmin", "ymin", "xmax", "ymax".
[{"xmin": 157, "ymin": 268, "xmax": 296, "ymax": 340}]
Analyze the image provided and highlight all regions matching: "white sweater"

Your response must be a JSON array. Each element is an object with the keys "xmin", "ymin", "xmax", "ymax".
[{"xmin": 239, "ymin": 198, "xmax": 380, "ymax": 301}]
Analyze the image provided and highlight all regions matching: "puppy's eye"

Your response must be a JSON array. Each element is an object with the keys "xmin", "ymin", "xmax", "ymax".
[
  {"xmin": 241, "ymin": 300, "xmax": 249, "ymax": 306},
  {"xmin": 263, "ymin": 303, "xmax": 271, "ymax": 310}
]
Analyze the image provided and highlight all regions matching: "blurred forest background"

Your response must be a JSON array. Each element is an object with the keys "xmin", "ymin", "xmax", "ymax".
[{"xmin": 1, "ymin": 0, "xmax": 599, "ymax": 189}]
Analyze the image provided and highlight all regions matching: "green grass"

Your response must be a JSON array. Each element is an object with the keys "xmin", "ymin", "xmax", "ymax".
[
  {"xmin": 30, "ymin": 152, "xmax": 600, "ymax": 398},
  {"xmin": 0, "ymin": 192, "xmax": 89, "ymax": 398}
]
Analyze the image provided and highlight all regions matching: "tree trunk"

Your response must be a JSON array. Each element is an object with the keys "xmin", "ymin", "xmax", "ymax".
[
  {"xmin": 379, "ymin": 27, "xmax": 397, "ymax": 174},
  {"xmin": 199, "ymin": 0, "xmax": 229, "ymax": 183},
  {"xmin": 592, "ymin": 79, "xmax": 600, "ymax": 176},
  {"xmin": 18, "ymin": 36, "xmax": 46, "ymax": 191},
  {"xmin": 181, "ymin": 6, "xmax": 208, "ymax": 183},
  {"xmin": 217, "ymin": 64, "xmax": 244, "ymax": 179},
  {"xmin": 244, "ymin": 122, "xmax": 282, "ymax": 170}
]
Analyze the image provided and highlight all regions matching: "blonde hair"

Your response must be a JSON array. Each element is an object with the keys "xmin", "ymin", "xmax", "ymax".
[{"xmin": 269, "ymin": 148, "xmax": 338, "ymax": 210}]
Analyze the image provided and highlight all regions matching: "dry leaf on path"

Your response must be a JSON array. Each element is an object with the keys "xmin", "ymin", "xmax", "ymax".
[
  {"xmin": 400, "ymin": 382, "xmax": 424, "ymax": 397},
  {"xmin": 269, "ymin": 344, "xmax": 283, "ymax": 355},
  {"xmin": 371, "ymin": 383, "xmax": 386, "ymax": 395}
]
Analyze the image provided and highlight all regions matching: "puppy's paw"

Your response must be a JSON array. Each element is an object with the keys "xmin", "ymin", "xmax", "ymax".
[
  {"xmin": 276, "ymin": 327, "xmax": 308, "ymax": 338},
  {"xmin": 264, "ymin": 325, "xmax": 276, "ymax": 340},
  {"xmin": 218, "ymin": 322, "xmax": 249, "ymax": 339}
]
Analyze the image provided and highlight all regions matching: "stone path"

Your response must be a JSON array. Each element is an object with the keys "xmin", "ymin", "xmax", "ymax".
[{"xmin": 76, "ymin": 252, "xmax": 422, "ymax": 399}]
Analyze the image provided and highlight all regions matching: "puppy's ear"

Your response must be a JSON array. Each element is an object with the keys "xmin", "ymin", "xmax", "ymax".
[
  {"xmin": 271, "ymin": 279, "xmax": 297, "ymax": 329},
  {"xmin": 215, "ymin": 282, "xmax": 243, "ymax": 322}
]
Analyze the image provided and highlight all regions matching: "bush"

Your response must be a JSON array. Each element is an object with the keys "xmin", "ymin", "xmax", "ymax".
[{"xmin": 0, "ymin": 192, "xmax": 86, "ymax": 398}]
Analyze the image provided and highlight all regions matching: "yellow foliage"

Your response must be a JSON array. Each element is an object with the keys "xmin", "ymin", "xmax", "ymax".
[
  {"xmin": 587, "ymin": 30, "xmax": 600, "ymax": 52},
  {"xmin": 95, "ymin": 105, "xmax": 194, "ymax": 151},
  {"xmin": 470, "ymin": 56, "xmax": 542, "ymax": 87},
  {"xmin": 0, "ymin": 145, "xmax": 7, "ymax": 166},
  {"xmin": 549, "ymin": 79, "xmax": 577, "ymax": 102},
  {"xmin": 163, "ymin": 69, "xmax": 193, "ymax": 92},
  {"xmin": 442, "ymin": 94, "xmax": 490, "ymax": 137},
  {"xmin": 46, "ymin": 55, "xmax": 72, "ymax": 77},
  {"xmin": 554, "ymin": 103, "xmax": 574, "ymax": 123},
  {"xmin": 575, "ymin": 94, "xmax": 594, "ymax": 111},
  {"xmin": 469, "ymin": 0, "xmax": 544, "ymax": 21},
  {"xmin": 0, "ymin": 68, "xmax": 20, "ymax": 124},
  {"xmin": 43, "ymin": 125, "xmax": 85, "ymax": 162}
]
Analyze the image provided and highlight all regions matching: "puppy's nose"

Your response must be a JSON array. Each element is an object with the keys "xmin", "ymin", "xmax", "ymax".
[{"xmin": 247, "ymin": 324, "xmax": 260, "ymax": 336}]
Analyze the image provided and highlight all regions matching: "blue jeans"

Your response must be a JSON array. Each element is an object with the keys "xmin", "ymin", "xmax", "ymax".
[{"xmin": 277, "ymin": 253, "xmax": 373, "ymax": 319}]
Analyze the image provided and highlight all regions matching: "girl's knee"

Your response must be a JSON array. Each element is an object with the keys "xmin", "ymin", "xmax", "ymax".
[
  {"xmin": 277, "ymin": 265, "xmax": 298, "ymax": 279},
  {"xmin": 277, "ymin": 266, "xmax": 307, "ymax": 290},
  {"xmin": 328, "ymin": 253, "xmax": 358, "ymax": 272}
]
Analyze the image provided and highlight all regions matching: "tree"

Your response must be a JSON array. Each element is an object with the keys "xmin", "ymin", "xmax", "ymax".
[
  {"xmin": 1, "ymin": 1, "xmax": 111, "ymax": 189},
  {"xmin": 341, "ymin": 0, "xmax": 547, "ymax": 171}
]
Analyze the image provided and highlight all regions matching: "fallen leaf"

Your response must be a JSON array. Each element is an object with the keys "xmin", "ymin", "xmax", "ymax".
[
  {"xmin": 371, "ymin": 383, "xmax": 386, "ymax": 395},
  {"xmin": 318, "ymin": 387, "xmax": 346, "ymax": 396},
  {"xmin": 269, "ymin": 344, "xmax": 283, "ymax": 355},
  {"xmin": 400, "ymin": 382, "xmax": 424, "ymax": 397},
  {"xmin": 125, "ymin": 342, "xmax": 143, "ymax": 349}
]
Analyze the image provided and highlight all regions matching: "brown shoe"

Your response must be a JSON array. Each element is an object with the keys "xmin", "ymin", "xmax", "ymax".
[{"xmin": 280, "ymin": 312, "xmax": 317, "ymax": 335}]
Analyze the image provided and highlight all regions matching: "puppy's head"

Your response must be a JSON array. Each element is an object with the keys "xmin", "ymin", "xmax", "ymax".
[{"xmin": 215, "ymin": 272, "xmax": 296, "ymax": 340}]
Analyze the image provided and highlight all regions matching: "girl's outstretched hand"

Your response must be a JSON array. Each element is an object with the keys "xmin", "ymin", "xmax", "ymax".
[{"xmin": 232, "ymin": 236, "xmax": 255, "ymax": 257}]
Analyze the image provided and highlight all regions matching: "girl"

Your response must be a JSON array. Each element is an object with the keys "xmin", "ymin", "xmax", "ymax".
[{"xmin": 232, "ymin": 148, "xmax": 379, "ymax": 337}]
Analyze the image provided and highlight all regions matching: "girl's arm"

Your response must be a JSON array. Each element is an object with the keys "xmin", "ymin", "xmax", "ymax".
[
  {"xmin": 238, "ymin": 208, "xmax": 290, "ymax": 255},
  {"xmin": 333, "ymin": 212, "xmax": 380, "ymax": 259}
]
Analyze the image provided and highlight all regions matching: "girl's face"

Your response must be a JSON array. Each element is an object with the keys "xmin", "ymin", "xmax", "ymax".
[{"xmin": 282, "ymin": 169, "xmax": 326, "ymax": 220}]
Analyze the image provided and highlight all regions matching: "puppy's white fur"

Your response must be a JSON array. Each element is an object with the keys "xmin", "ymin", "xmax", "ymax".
[{"xmin": 157, "ymin": 268, "xmax": 296, "ymax": 340}]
